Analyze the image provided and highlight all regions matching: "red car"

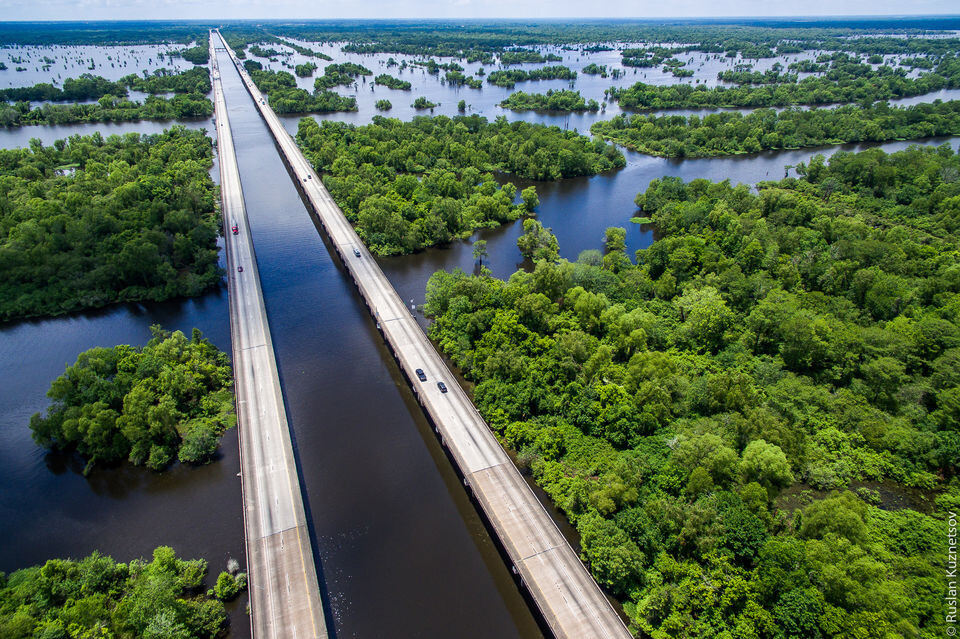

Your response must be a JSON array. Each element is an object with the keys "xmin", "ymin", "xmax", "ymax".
[{"xmin": 231, "ymin": 225, "xmax": 239, "ymax": 235}]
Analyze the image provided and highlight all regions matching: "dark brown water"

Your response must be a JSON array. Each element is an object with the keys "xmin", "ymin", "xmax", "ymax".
[{"xmin": 1, "ymin": 36, "xmax": 959, "ymax": 639}]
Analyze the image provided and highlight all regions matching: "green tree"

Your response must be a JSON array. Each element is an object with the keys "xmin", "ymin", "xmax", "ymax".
[
  {"xmin": 521, "ymin": 185, "xmax": 540, "ymax": 211},
  {"xmin": 30, "ymin": 326, "xmax": 234, "ymax": 473},
  {"xmin": 741, "ymin": 440, "xmax": 793, "ymax": 493},
  {"xmin": 516, "ymin": 219, "xmax": 559, "ymax": 262},
  {"xmin": 472, "ymin": 239, "xmax": 488, "ymax": 266}
]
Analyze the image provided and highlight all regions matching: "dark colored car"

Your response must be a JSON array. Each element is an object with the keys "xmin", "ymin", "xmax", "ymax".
[
  {"xmin": 415, "ymin": 368, "xmax": 427, "ymax": 382},
  {"xmin": 237, "ymin": 266, "xmax": 243, "ymax": 272},
  {"xmin": 437, "ymin": 381, "xmax": 448, "ymax": 393}
]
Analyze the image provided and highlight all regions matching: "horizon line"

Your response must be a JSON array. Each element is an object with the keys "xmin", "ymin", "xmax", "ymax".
[{"xmin": 2, "ymin": 15, "xmax": 960, "ymax": 24}]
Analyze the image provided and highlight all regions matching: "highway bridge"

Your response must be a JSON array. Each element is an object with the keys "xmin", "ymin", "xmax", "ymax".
[
  {"xmin": 214, "ymin": 29, "xmax": 632, "ymax": 639},
  {"xmin": 209, "ymin": 34, "xmax": 328, "ymax": 639}
]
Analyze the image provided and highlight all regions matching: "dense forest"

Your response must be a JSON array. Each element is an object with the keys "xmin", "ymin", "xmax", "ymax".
[
  {"xmin": 0, "ymin": 94, "xmax": 213, "ymax": 128},
  {"xmin": 243, "ymin": 64, "xmax": 357, "ymax": 113},
  {"xmin": 313, "ymin": 62, "xmax": 373, "ymax": 89},
  {"xmin": 31, "ymin": 326, "xmax": 235, "ymax": 472},
  {"xmin": 608, "ymin": 56, "xmax": 960, "ymax": 111},
  {"xmin": 0, "ymin": 68, "xmax": 213, "ymax": 128},
  {"xmin": 176, "ymin": 44, "xmax": 210, "ymax": 65},
  {"xmin": 121, "ymin": 67, "xmax": 212, "ymax": 94},
  {"xmin": 0, "ymin": 127, "xmax": 221, "ymax": 319},
  {"xmin": 0, "ymin": 546, "xmax": 241, "ymax": 637},
  {"xmin": 267, "ymin": 19, "xmax": 960, "ymax": 60},
  {"xmin": 0, "ymin": 73, "xmax": 129, "ymax": 103},
  {"xmin": 295, "ymin": 114, "xmax": 624, "ymax": 254},
  {"xmin": 500, "ymin": 89, "xmax": 600, "ymax": 112},
  {"xmin": 424, "ymin": 143, "xmax": 959, "ymax": 637},
  {"xmin": 591, "ymin": 100, "xmax": 960, "ymax": 157}
]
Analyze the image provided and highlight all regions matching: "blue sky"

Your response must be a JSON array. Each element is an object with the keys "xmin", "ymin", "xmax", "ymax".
[{"xmin": 1, "ymin": 0, "xmax": 958, "ymax": 21}]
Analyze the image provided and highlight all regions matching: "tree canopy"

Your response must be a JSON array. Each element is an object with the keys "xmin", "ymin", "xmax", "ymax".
[
  {"xmin": 424, "ymin": 143, "xmax": 959, "ymax": 637},
  {"xmin": 31, "ymin": 326, "xmax": 235, "ymax": 473},
  {"xmin": 0, "ymin": 127, "xmax": 221, "ymax": 319},
  {"xmin": 296, "ymin": 114, "xmax": 624, "ymax": 255},
  {"xmin": 591, "ymin": 100, "xmax": 960, "ymax": 157},
  {"xmin": 243, "ymin": 65, "xmax": 356, "ymax": 114},
  {"xmin": 0, "ymin": 546, "xmax": 237, "ymax": 638}
]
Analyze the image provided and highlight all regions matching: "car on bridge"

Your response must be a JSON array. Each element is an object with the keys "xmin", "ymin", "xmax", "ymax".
[
  {"xmin": 415, "ymin": 368, "xmax": 427, "ymax": 382},
  {"xmin": 232, "ymin": 224, "xmax": 239, "ymax": 235},
  {"xmin": 353, "ymin": 247, "xmax": 362, "ymax": 257},
  {"xmin": 437, "ymin": 381, "xmax": 448, "ymax": 393}
]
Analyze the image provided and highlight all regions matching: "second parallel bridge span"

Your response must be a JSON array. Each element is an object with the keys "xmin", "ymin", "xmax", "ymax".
[{"xmin": 215, "ymin": 29, "xmax": 632, "ymax": 639}]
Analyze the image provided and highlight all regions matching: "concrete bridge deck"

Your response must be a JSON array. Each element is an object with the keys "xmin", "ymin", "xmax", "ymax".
[
  {"xmin": 209, "ymin": 33, "xmax": 327, "ymax": 639},
  {"xmin": 215, "ymin": 30, "xmax": 631, "ymax": 639}
]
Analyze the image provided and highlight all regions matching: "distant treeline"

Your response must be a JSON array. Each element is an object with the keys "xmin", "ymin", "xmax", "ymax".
[
  {"xmin": 0, "ymin": 20, "xmax": 210, "ymax": 45},
  {"xmin": 607, "ymin": 57, "xmax": 960, "ymax": 111},
  {"xmin": 266, "ymin": 20, "xmax": 960, "ymax": 59}
]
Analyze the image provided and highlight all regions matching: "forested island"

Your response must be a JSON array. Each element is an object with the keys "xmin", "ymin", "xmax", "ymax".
[
  {"xmin": 486, "ymin": 65, "xmax": 577, "ymax": 88},
  {"xmin": 424, "ymin": 143, "xmax": 958, "ymax": 637},
  {"xmin": 0, "ymin": 68, "xmax": 214, "ymax": 127},
  {"xmin": 313, "ymin": 62, "xmax": 372, "ymax": 89},
  {"xmin": 1, "ymin": 68, "xmax": 211, "ymax": 103},
  {"xmin": 1, "ymin": 93, "xmax": 213, "ymax": 127},
  {"xmin": 31, "ymin": 326, "xmax": 235, "ymax": 472},
  {"xmin": 242, "ymin": 62, "xmax": 356, "ymax": 113},
  {"xmin": 500, "ymin": 89, "xmax": 600, "ymax": 112},
  {"xmin": 591, "ymin": 100, "xmax": 960, "ymax": 157},
  {"xmin": 0, "ymin": 546, "xmax": 243, "ymax": 637},
  {"xmin": 607, "ymin": 56, "xmax": 960, "ymax": 110},
  {"xmin": 0, "ymin": 127, "xmax": 221, "ymax": 319},
  {"xmin": 374, "ymin": 73, "xmax": 411, "ymax": 90},
  {"xmin": 295, "ymin": 114, "xmax": 624, "ymax": 254}
]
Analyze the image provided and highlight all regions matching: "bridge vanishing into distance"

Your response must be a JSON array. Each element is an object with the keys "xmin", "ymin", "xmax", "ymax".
[
  {"xmin": 213, "ymin": 29, "xmax": 633, "ymax": 639},
  {"xmin": 209, "ymin": 34, "xmax": 327, "ymax": 639}
]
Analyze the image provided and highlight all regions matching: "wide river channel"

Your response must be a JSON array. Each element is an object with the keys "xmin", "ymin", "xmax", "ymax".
[{"xmin": 0, "ymin": 40, "xmax": 958, "ymax": 638}]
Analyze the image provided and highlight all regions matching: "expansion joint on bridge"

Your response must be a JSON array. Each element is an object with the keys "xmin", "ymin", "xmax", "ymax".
[{"xmin": 518, "ymin": 543, "xmax": 565, "ymax": 563}]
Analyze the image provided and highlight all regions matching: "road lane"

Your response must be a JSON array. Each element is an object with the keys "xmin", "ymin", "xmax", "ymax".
[{"xmin": 210, "ymin": 33, "xmax": 327, "ymax": 639}]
